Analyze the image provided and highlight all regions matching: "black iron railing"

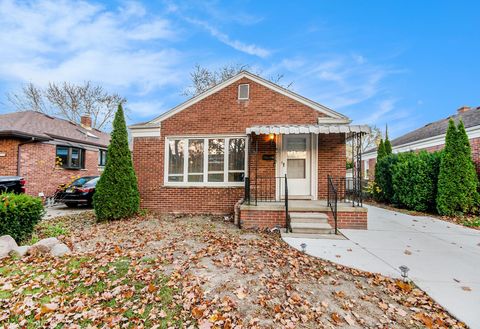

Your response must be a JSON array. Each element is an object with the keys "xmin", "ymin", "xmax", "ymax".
[
  {"xmin": 244, "ymin": 175, "xmax": 291, "ymax": 232},
  {"xmin": 327, "ymin": 175, "xmax": 338, "ymax": 234},
  {"xmin": 327, "ymin": 177, "xmax": 364, "ymax": 207}
]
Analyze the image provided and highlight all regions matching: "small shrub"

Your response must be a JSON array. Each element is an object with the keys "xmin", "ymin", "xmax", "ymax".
[
  {"xmin": 0, "ymin": 193, "xmax": 44, "ymax": 242},
  {"xmin": 462, "ymin": 217, "xmax": 480, "ymax": 228}
]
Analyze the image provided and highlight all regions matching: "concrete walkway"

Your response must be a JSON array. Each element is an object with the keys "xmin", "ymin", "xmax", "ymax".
[{"xmin": 283, "ymin": 205, "xmax": 480, "ymax": 328}]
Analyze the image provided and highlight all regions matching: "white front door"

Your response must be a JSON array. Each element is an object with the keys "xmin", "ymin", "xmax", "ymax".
[{"xmin": 282, "ymin": 134, "xmax": 311, "ymax": 197}]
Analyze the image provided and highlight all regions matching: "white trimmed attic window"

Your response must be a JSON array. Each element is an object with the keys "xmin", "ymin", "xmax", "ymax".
[{"xmin": 238, "ymin": 84, "xmax": 249, "ymax": 100}]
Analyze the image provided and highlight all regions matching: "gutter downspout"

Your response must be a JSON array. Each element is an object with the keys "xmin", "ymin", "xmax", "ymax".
[{"xmin": 17, "ymin": 138, "xmax": 37, "ymax": 176}]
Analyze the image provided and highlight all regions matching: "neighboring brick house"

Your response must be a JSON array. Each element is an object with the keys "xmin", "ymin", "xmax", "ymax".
[
  {"xmin": 130, "ymin": 71, "xmax": 369, "ymax": 232},
  {"xmin": 363, "ymin": 106, "xmax": 480, "ymax": 180},
  {"xmin": 0, "ymin": 111, "xmax": 109, "ymax": 197}
]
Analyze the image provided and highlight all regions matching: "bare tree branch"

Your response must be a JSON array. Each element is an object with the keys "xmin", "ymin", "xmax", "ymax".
[
  {"xmin": 6, "ymin": 81, "xmax": 126, "ymax": 130},
  {"xmin": 182, "ymin": 64, "xmax": 293, "ymax": 97}
]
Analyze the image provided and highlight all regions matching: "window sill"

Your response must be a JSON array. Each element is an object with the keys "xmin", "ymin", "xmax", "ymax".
[{"xmin": 163, "ymin": 183, "xmax": 244, "ymax": 188}]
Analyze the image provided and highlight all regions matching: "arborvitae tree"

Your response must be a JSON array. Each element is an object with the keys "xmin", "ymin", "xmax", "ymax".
[
  {"xmin": 384, "ymin": 125, "xmax": 393, "ymax": 155},
  {"xmin": 94, "ymin": 104, "xmax": 140, "ymax": 220},
  {"xmin": 456, "ymin": 121, "xmax": 479, "ymax": 212},
  {"xmin": 377, "ymin": 139, "xmax": 387, "ymax": 160},
  {"xmin": 436, "ymin": 119, "xmax": 478, "ymax": 215}
]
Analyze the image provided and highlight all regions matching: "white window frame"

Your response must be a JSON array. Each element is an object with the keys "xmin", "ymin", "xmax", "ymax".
[
  {"xmin": 164, "ymin": 134, "xmax": 248, "ymax": 187},
  {"xmin": 238, "ymin": 84, "xmax": 250, "ymax": 100}
]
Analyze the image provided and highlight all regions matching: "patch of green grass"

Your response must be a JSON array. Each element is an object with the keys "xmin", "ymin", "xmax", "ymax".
[
  {"xmin": 0, "ymin": 290, "xmax": 12, "ymax": 299},
  {"xmin": 462, "ymin": 217, "xmax": 480, "ymax": 227},
  {"xmin": 23, "ymin": 221, "xmax": 70, "ymax": 245}
]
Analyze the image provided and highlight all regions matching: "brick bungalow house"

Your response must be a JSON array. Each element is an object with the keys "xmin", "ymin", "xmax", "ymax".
[
  {"xmin": 0, "ymin": 111, "xmax": 109, "ymax": 197},
  {"xmin": 363, "ymin": 106, "xmax": 480, "ymax": 180},
  {"xmin": 130, "ymin": 71, "xmax": 369, "ymax": 233}
]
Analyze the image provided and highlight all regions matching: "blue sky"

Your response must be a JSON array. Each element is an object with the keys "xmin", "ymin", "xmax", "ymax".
[{"xmin": 0, "ymin": 0, "xmax": 478, "ymax": 138}]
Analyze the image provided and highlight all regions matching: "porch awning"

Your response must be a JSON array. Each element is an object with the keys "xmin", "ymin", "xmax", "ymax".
[{"xmin": 246, "ymin": 124, "xmax": 371, "ymax": 135}]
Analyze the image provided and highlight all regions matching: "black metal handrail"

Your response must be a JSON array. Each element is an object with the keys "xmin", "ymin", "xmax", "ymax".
[
  {"xmin": 244, "ymin": 175, "xmax": 291, "ymax": 232},
  {"xmin": 327, "ymin": 175, "xmax": 338, "ymax": 234},
  {"xmin": 284, "ymin": 174, "xmax": 291, "ymax": 233},
  {"xmin": 328, "ymin": 177, "xmax": 364, "ymax": 207}
]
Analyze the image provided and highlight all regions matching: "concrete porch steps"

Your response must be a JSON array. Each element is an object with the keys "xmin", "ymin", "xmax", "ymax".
[
  {"xmin": 289, "ymin": 212, "xmax": 335, "ymax": 234},
  {"xmin": 280, "ymin": 232, "xmax": 346, "ymax": 240}
]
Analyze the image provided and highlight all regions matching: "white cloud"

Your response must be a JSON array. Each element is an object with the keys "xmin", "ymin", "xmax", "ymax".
[
  {"xmin": 0, "ymin": 0, "xmax": 181, "ymax": 93},
  {"xmin": 126, "ymin": 100, "xmax": 164, "ymax": 118},
  {"xmin": 184, "ymin": 17, "xmax": 270, "ymax": 58}
]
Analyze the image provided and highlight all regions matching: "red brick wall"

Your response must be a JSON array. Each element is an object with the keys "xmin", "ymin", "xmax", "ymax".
[
  {"xmin": 318, "ymin": 134, "xmax": 346, "ymax": 198},
  {"xmin": 240, "ymin": 209, "xmax": 285, "ymax": 229},
  {"xmin": 239, "ymin": 208, "xmax": 367, "ymax": 230},
  {"xmin": 133, "ymin": 77, "xmax": 343, "ymax": 214},
  {"xmin": 248, "ymin": 135, "xmax": 277, "ymax": 201},
  {"xmin": 0, "ymin": 138, "xmax": 20, "ymax": 176},
  {"xmin": 19, "ymin": 142, "xmax": 101, "ymax": 197}
]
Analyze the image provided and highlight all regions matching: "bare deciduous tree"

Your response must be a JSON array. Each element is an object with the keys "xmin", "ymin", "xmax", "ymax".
[
  {"xmin": 7, "ymin": 82, "xmax": 126, "ymax": 130},
  {"xmin": 347, "ymin": 125, "xmax": 382, "ymax": 162},
  {"xmin": 182, "ymin": 64, "xmax": 293, "ymax": 97}
]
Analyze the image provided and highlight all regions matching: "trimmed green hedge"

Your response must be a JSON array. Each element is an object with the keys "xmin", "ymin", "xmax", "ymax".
[
  {"xmin": 392, "ymin": 151, "xmax": 441, "ymax": 212},
  {"xmin": 0, "ymin": 193, "xmax": 44, "ymax": 242}
]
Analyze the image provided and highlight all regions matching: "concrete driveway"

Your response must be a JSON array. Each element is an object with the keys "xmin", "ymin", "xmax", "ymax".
[
  {"xmin": 283, "ymin": 204, "xmax": 480, "ymax": 328},
  {"xmin": 43, "ymin": 204, "xmax": 92, "ymax": 220}
]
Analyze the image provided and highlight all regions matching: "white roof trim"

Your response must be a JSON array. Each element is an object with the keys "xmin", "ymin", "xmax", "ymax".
[
  {"xmin": 140, "ymin": 71, "xmax": 348, "ymax": 126},
  {"xmin": 246, "ymin": 124, "xmax": 370, "ymax": 135}
]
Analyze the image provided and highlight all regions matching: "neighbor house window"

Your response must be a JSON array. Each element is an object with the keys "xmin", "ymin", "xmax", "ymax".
[
  {"xmin": 166, "ymin": 137, "xmax": 246, "ymax": 185},
  {"xmin": 98, "ymin": 149, "xmax": 107, "ymax": 167},
  {"xmin": 238, "ymin": 84, "xmax": 249, "ymax": 100},
  {"xmin": 56, "ymin": 146, "xmax": 85, "ymax": 169}
]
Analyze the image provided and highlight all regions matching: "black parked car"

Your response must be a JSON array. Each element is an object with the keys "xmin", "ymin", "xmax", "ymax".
[
  {"xmin": 0, "ymin": 176, "xmax": 26, "ymax": 194},
  {"xmin": 55, "ymin": 176, "xmax": 99, "ymax": 207}
]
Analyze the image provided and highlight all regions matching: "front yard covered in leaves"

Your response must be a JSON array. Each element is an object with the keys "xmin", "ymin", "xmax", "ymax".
[{"xmin": 0, "ymin": 212, "xmax": 465, "ymax": 328}]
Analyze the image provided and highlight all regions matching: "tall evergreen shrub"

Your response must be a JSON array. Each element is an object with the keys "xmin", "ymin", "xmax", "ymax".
[
  {"xmin": 374, "ymin": 153, "xmax": 398, "ymax": 202},
  {"xmin": 94, "ymin": 105, "xmax": 140, "ymax": 220},
  {"xmin": 437, "ymin": 119, "xmax": 479, "ymax": 215},
  {"xmin": 384, "ymin": 126, "xmax": 392, "ymax": 155},
  {"xmin": 377, "ymin": 139, "xmax": 387, "ymax": 160}
]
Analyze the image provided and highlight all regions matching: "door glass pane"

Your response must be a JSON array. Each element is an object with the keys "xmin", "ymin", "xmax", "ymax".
[
  {"xmin": 208, "ymin": 139, "xmax": 224, "ymax": 171},
  {"xmin": 228, "ymin": 138, "xmax": 245, "ymax": 170},
  {"xmin": 188, "ymin": 139, "xmax": 204, "ymax": 174},
  {"xmin": 287, "ymin": 159, "xmax": 306, "ymax": 179},
  {"xmin": 287, "ymin": 137, "xmax": 307, "ymax": 158},
  {"xmin": 168, "ymin": 140, "xmax": 184, "ymax": 176}
]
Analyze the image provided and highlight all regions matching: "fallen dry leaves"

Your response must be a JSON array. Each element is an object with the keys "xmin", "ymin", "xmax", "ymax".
[{"xmin": 0, "ymin": 212, "xmax": 466, "ymax": 328}]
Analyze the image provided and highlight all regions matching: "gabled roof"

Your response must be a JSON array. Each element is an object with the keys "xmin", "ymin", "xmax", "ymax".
[
  {"xmin": 0, "ymin": 111, "xmax": 110, "ymax": 147},
  {"xmin": 131, "ymin": 70, "xmax": 350, "ymax": 128},
  {"xmin": 364, "ymin": 106, "xmax": 480, "ymax": 155}
]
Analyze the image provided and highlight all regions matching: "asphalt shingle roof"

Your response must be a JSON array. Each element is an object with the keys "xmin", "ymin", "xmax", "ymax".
[
  {"xmin": 0, "ymin": 111, "xmax": 110, "ymax": 147},
  {"xmin": 391, "ymin": 107, "xmax": 480, "ymax": 147},
  {"xmin": 365, "ymin": 107, "xmax": 480, "ymax": 154}
]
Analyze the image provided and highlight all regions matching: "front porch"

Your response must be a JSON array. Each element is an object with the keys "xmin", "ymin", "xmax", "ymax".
[
  {"xmin": 238, "ymin": 124, "xmax": 369, "ymax": 235},
  {"xmin": 238, "ymin": 199, "xmax": 368, "ymax": 232}
]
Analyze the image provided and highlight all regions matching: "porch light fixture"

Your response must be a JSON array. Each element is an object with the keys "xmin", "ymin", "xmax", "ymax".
[
  {"xmin": 300, "ymin": 243, "xmax": 307, "ymax": 253},
  {"xmin": 268, "ymin": 133, "xmax": 275, "ymax": 147},
  {"xmin": 399, "ymin": 265, "xmax": 410, "ymax": 282}
]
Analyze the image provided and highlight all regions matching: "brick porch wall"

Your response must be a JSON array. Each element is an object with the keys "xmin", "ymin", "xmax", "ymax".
[
  {"xmin": 318, "ymin": 133, "xmax": 346, "ymax": 198},
  {"xmin": 239, "ymin": 208, "xmax": 367, "ymax": 230}
]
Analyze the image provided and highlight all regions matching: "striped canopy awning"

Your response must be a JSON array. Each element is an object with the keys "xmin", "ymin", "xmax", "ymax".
[{"xmin": 246, "ymin": 124, "xmax": 371, "ymax": 135}]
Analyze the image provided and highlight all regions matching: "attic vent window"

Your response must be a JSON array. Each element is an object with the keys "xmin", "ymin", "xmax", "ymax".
[{"xmin": 238, "ymin": 84, "xmax": 249, "ymax": 100}]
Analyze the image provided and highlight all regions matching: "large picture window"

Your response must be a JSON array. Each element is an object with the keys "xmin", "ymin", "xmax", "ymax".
[
  {"xmin": 56, "ymin": 146, "xmax": 85, "ymax": 169},
  {"xmin": 166, "ymin": 136, "xmax": 246, "ymax": 185}
]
